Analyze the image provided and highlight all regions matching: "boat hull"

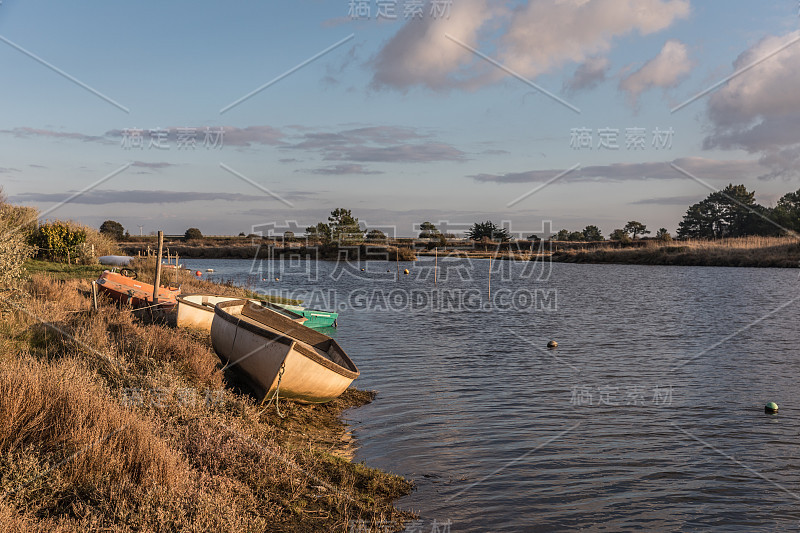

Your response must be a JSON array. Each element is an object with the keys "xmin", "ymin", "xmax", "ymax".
[
  {"xmin": 210, "ymin": 300, "xmax": 358, "ymax": 403},
  {"xmin": 177, "ymin": 295, "xmax": 306, "ymax": 332},
  {"xmin": 95, "ymin": 271, "xmax": 179, "ymax": 310}
]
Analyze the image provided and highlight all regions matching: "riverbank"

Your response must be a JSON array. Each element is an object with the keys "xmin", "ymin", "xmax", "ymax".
[
  {"xmin": 550, "ymin": 236, "xmax": 800, "ymax": 268},
  {"xmin": 0, "ymin": 262, "xmax": 413, "ymax": 531}
]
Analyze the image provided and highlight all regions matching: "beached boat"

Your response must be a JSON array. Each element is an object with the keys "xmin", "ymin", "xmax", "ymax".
[
  {"xmin": 176, "ymin": 294, "xmax": 306, "ymax": 332},
  {"xmin": 272, "ymin": 303, "xmax": 339, "ymax": 328},
  {"xmin": 98, "ymin": 255, "xmax": 133, "ymax": 266},
  {"xmin": 95, "ymin": 270, "xmax": 180, "ymax": 310},
  {"xmin": 211, "ymin": 299, "xmax": 358, "ymax": 403}
]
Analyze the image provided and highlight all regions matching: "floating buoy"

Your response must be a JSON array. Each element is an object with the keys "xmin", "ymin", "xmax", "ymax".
[
  {"xmin": 195, "ymin": 271, "xmax": 202, "ymax": 277},
  {"xmin": 403, "ymin": 269, "xmax": 409, "ymax": 275},
  {"xmin": 274, "ymin": 277, "xmax": 279, "ymax": 281},
  {"xmin": 765, "ymin": 402, "xmax": 779, "ymax": 414},
  {"xmin": 547, "ymin": 340, "xmax": 558, "ymax": 348},
  {"xmin": 206, "ymin": 268, "xmax": 215, "ymax": 272}
]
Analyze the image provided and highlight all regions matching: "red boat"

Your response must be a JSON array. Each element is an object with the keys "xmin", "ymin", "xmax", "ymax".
[{"xmin": 95, "ymin": 270, "xmax": 181, "ymax": 310}]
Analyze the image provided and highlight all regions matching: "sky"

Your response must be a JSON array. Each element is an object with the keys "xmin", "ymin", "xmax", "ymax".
[{"xmin": 1, "ymin": 0, "xmax": 800, "ymax": 238}]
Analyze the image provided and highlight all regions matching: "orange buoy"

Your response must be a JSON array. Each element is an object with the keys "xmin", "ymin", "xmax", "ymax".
[{"xmin": 195, "ymin": 271, "xmax": 202, "ymax": 277}]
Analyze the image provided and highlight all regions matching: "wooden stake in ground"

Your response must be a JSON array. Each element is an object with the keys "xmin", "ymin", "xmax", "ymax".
[
  {"xmin": 434, "ymin": 247, "xmax": 438, "ymax": 286},
  {"xmin": 175, "ymin": 253, "xmax": 179, "ymax": 287},
  {"xmin": 91, "ymin": 281, "xmax": 98, "ymax": 311},
  {"xmin": 488, "ymin": 255, "xmax": 492, "ymax": 303},
  {"xmin": 396, "ymin": 248, "xmax": 399, "ymax": 282},
  {"xmin": 153, "ymin": 231, "xmax": 164, "ymax": 305}
]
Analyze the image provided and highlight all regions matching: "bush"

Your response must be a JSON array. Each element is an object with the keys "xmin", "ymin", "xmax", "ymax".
[
  {"xmin": 29, "ymin": 220, "xmax": 119, "ymax": 265},
  {"xmin": 185, "ymin": 228, "xmax": 203, "ymax": 240},
  {"xmin": 0, "ymin": 199, "xmax": 37, "ymax": 287},
  {"xmin": 99, "ymin": 220, "xmax": 125, "ymax": 240}
]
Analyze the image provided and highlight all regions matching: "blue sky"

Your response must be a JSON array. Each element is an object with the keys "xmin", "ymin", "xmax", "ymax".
[{"xmin": 2, "ymin": 0, "xmax": 800, "ymax": 237}]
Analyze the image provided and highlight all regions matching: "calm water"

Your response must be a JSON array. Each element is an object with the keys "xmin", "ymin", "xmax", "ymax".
[{"xmin": 183, "ymin": 257, "xmax": 800, "ymax": 532}]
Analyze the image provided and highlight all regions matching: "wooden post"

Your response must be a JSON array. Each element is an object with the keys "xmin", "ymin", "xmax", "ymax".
[
  {"xmin": 174, "ymin": 253, "xmax": 179, "ymax": 287},
  {"xmin": 434, "ymin": 247, "xmax": 438, "ymax": 286},
  {"xmin": 91, "ymin": 281, "xmax": 98, "ymax": 311},
  {"xmin": 488, "ymin": 256, "xmax": 492, "ymax": 303},
  {"xmin": 153, "ymin": 231, "xmax": 164, "ymax": 305},
  {"xmin": 396, "ymin": 248, "xmax": 400, "ymax": 282}
]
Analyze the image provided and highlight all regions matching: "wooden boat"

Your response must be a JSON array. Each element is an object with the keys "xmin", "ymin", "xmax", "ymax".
[
  {"xmin": 95, "ymin": 270, "xmax": 180, "ymax": 310},
  {"xmin": 211, "ymin": 299, "xmax": 358, "ymax": 403},
  {"xmin": 176, "ymin": 294, "xmax": 306, "ymax": 332},
  {"xmin": 272, "ymin": 303, "xmax": 338, "ymax": 328}
]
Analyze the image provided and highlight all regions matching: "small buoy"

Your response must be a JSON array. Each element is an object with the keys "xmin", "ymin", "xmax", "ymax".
[
  {"xmin": 765, "ymin": 402, "xmax": 779, "ymax": 414},
  {"xmin": 206, "ymin": 268, "xmax": 214, "ymax": 272},
  {"xmin": 195, "ymin": 271, "xmax": 202, "ymax": 277},
  {"xmin": 547, "ymin": 340, "xmax": 558, "ymax": 348},
  {"xmin": 361, "ymin": 268, "xmax": 365, "ymax": 271},
  {"xmin": 403, "ymin": 268, "xmax": 409, "ymax": 275},
  {"xmin": 274, "ymin": 277, "xmax": 279, "ymax": 281}
]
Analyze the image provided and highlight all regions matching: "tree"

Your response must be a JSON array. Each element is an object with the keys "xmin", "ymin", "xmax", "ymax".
[
  {"xmin": 773, "ymin": 188, "xmax": 800, "ymax": 233},
  {"xmin": 567, "ymin": 231, "xmax": 584, "ymax": 241},
  {"xmin": 623, "ymin": 221, "xmax": 649, "ymax": 239},
  {"xmin": 328, "ymin": 208, "xmax": 365, "ymax": 244},
  {"xmin": 677, "ymin": 184, "xmax": 774, "ymax": 238},
  {"xmin": 418, "ymin": 221, "xmax": 440, "ymax": 239},
  {"xmin": 185, "ymin": 228, "xmax": 203, "ymax": 240},
  {"xmin": 582, "ymin": 225, "xmax": 603, "ymax": 241},
  {"xmin": 99, "ymin": 220, "xmax": 124, "ymax": 240},
  {"xmin": 466, "ymin": 221, "xmax": 510, "ymax": 242},
  {"xmin": 306, "ymin": 222, "xmax": 332, "ymax": 243},
  {"xmin": 655, "ymin": 228, "xmax": 672, "ymax": 241},
  {"xmin": 238, "ymin": 232, "xmax": 246, "ymax": 237},
  {"xmin": 555, "ymin": 229, "xmax": 570, "ymax": 241},
  {"xmin": 366, "ymin": 229, "xmax": 387, "ymax": 242},
  {"xmin": 609, "ymin": 228, "xmax": 631, "ymax": 243}
]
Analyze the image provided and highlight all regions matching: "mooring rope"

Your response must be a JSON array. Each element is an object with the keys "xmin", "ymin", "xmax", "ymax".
[{"xmin": 259, "ymin": 362, "xmax": 286, "ymax": 418}]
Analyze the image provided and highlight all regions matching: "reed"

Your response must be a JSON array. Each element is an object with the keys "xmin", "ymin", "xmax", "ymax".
[{"xmin": 552, "ymin": 236, "xmax": 800, "ymax": 268}]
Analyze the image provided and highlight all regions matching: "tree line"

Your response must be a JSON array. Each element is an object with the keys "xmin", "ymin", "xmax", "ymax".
[{"xmin": 94, "ymin": 184, "xmax": 800, "ymax": 247}]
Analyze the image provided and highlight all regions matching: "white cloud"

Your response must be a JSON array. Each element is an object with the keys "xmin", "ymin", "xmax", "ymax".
[
  {"xmin": 619, "ymin": 39, "xmax": 692, "ymax": 104},
  {"xmin": 703, "ymin": 30, "xmax": 800, "ymax": 179},
  {"xmin": 369, "ymin": 0, "xmax": 690, "ymax": 92}
]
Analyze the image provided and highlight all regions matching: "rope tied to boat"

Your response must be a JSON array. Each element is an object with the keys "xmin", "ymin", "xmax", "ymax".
[{"xmin": 260, "ymin": 362, "xmax": 286, "ymax": 418}]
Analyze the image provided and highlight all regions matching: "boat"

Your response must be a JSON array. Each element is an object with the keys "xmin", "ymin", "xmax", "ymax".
[
  {"xmin": 160, "ymin": 263, "xmax": 183, "ymax": 270},
  {"xmin": 98, "ymin": 255, "xmax": 133, "ymax": 266},
  {"xmin": 206, "ymin": 268, "xmax": 215, "ymax": 273},
  {"xmin": 95, "ymin": 270, "xmax": 180, "ymax": 310},
  {"xmin": 176, "ymin": 294, "xmax": 306, "ymax": 332},
  {"xmin": 272, "ymin": 303, "xmax": 339, "ymax": 328},
  {"xmin": 211, "ymin": 299, "xmax": 358, "ymax": 403}
]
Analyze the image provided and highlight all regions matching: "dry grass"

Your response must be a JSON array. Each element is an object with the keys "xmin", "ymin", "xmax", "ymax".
[
  {"xmin": 0, "ymin": 272, "xmax": 413, "ymax": 531},
  {"xmin": 552, "ymin": 236, "xmax": 800, "ymax": 268}
]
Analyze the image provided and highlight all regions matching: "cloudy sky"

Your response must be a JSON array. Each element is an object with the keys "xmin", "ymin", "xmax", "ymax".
[{"xmin": 2, "ymin": 0, "xmax": 799, "ymax": 237}]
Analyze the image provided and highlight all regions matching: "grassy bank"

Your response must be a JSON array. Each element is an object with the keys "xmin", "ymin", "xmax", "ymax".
[
  {"xmin": 551, "ymin": 236, "xmax": 800, "ymax": 268},
  {"xmin": 0, "ymin": 265, "xmax": 413, "ymax": 531}
]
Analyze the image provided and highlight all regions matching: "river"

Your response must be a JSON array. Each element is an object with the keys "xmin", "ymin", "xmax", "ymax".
[{"xmin": 180, "ymin": 256, "xmax": 800, "ymax": 531}]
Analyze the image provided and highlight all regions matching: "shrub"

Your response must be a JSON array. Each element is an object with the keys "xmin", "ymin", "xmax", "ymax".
[
  {"xmin": 185, "ymin": 228, "xmax": 203, "ymax": 240},
  {"xmin": 0, "ymin": 203, "xmax": 37, "ymax": 287},
  {"xmin": 99, "ymin": 220, "xmax": 125, "ymax": 240}
]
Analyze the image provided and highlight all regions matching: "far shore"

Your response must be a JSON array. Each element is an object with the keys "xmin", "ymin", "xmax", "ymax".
[{"xmin": 118, "ymin": 235, "xmax": 800, "ymax": 269}]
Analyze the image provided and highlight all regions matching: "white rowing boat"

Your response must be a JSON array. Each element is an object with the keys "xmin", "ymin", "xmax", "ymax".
[
  {"xmin": 210, "ymin": 299, "xmax": 359, "ymax": 403},
  {"xmin": 176, "ymin": 294, "xmax": 307, "ymax": 332}
]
